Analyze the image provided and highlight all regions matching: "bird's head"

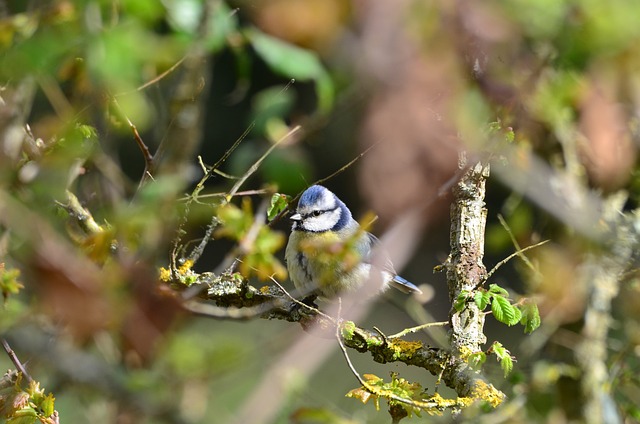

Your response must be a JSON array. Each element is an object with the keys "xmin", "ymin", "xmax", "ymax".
[{"xmin": 290, "ymin": 185, "xmax": 352, "ymax": 233}]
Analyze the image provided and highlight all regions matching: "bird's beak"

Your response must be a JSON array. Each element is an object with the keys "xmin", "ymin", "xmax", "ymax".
[{"xmin": 290, "ymin": 213, "xmax": 302, "ymax": 221}]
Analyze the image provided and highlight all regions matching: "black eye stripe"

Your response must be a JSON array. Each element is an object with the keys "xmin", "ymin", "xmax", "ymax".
[{"xmin": 302, "ymin": 207, "xmax": 337, "ymax": 219}]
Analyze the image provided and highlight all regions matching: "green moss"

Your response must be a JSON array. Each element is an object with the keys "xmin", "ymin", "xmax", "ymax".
[{"xmin": 340, "ymin": 321, "xmax": 357, "ymax": 340}]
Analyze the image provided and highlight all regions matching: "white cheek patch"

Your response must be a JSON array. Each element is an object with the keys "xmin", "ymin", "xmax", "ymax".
[{"xmin": 303, "ymin": 208, "xmax": 341, "ymax": 232}]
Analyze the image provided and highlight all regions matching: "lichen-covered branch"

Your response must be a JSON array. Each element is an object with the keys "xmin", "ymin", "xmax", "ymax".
[
  {"xmin": 175, "ymin": 270, "xmax": 503, "ymax": 407},
  {"xmin": 341, "ymin": 323, "xmax": 503, "ymax": 406},
  {"xmin": 576, "ymin": 193, "xmax": 640, "ymax": 424},
  {"xmin": 445, "ymin": 155, "xmax": 490, "ymax": 354},
  {"xmin": 58, "ymin": 190, "xmax": 105, "ymax": 237}
]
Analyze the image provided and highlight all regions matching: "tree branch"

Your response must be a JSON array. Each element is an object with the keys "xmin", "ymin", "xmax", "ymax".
[
  {"xmin": 180, "ymin": 271, "xmax": 504, "ymax": 406},
  {"xmin": 576, "ymin": 192, "xmax": 637, "ymax": 424},
  {"xmin": 445, "ymin": 154, "xmax": 490, "ymax": 354}
]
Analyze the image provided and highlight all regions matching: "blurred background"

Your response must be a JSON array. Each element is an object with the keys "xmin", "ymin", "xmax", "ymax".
[{"xmin": 1, "ymin": 0, "xmax": 640, "ymax": 423}]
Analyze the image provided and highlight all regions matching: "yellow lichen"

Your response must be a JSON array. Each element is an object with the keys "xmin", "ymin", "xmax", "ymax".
[
  {"xmin": 158, "ymin": 260, "xmax": 197, "ymax": 285},
  {"xmin": 259, "ymin": 285, "xmax": 271, "ymax": 294},
  {"xmin": 178, "ymin": 260, "xmax": 194, "ymax": 274},
  {"xmin": 457, "ymin": 345, "xmax": 476, "ymax": 361},
  {"xmin": 158, "ymin": 267, "xmax": 171, "ymax": 282},
  {"xmin": 470, "ymin": 379, "xmax": 505, "ymax": 407},
  {"xmin": 389, "ymin": 339, "xmax": 424, "ymax": 359}
]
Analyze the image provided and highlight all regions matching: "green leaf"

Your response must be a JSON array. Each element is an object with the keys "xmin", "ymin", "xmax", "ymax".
[
  {"xmin": 290, "ymin": 406, "xmax": 355, "ymax": 423},
  {"xmin": 454, "ymin": 290, "xmax": 470, "ymax": 312},
  {"xmin": 520, "ymin": 300, "xmax": 541, "ymax": 334},
  {"xmin": 512, "ymin": 305, "xmax": 523, "ymax": 324},
  {"xmin": 215, "ymin": 199, "xmax": 253, "ymax": 241},
  {"xmin": 505, "ymin": 127, "xmax": 515, "ymax": 143},
  {"xmin": 490, "ymin": 341, "xmax": 515, "ymax": 377},
  {"xmin": 0, "ymin": 264, "xmax": 24, "ymax": 299},
  {"xmin": 245, "ymin": 28, "xmax": 334, "ymax": 113},
  {"xmin": 75, "ymin": 123, "xmax": 98, "ymax": 139},
  {"xmin": 251, "ymin": 86, "xmax": 296, "ymax": 137},
  {"xmin": 468, "ymin": 352, "xmax": 487, "ymax": 369},
  {"xmin": 39, "ymin": 393, "xmax": 55, "ymax": 417},
  {"xmin": 254, "ymin": 227, "xmax": 285, "ymax": 253},
  {"xmin": 488, "ymin": 283, "xmax": 509, "ymax": 297},
  {"xmin": 121, "ymin": 0, "xmax": 165, "ymax": 23},
  {"xmin": 491, "ymin": 295, "xmax": 519, "ymax": 326},
  {"xmin": 500, "ymin": 355, "xmax": 514, "ymax": 377},
  {"xmin": 204, "ymin": 2, "xmax": 239, "ymax": 52},
  {"xmin": 487, "ymin": 120, "xmax": 515, "ymax": 143},
  {"xmin": 7, "ymin": 406, "xmax": 37, "ymax": 424},
  {"xmin": 267, "ymin": 193, "xmax": 290, "ymax": 221},
  {"xmin": 474, "ymin": 290, "xmax": 491, "ymax": 310},
  {"xmin": 167, "ymin": 0, "xmax": 237, "ymax": 52}
]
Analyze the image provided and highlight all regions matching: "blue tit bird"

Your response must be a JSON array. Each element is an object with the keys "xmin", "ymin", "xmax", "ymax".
[{"xmin": 285, "ymin": 185, "xmax": 421, "ymax": 299}]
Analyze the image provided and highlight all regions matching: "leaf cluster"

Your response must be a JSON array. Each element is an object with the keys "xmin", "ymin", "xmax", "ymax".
[
  {"xmin": 0, "ymin": 371, "xmax": 57, "ymax": 424},
  {"xmin": 469, "ymin": 342, "xmax": 516, "ymax": 378},
  {"xmin": 346, "ymin": 373, "xmax": 427, "ymax": 418},
  {"xmin": 454, "ymin": 283, "xmax": 539, "ymax": 377},
  {"xmin": 455, "ymin": 284, "xmax": 540, "ymax": 334},
  {"xmin": 215, "ymin": 198, "xmax": 287, "ymax": 281},
  {"xmin": 0, "ymin": 264, "xmax": 23, "ymax": 302},
  {"xmin": 346, "ymin": 372, "xmax": 475, "ymax": 419}
]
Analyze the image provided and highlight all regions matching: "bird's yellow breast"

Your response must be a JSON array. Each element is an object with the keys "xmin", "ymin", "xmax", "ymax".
[{"xmin": 285, "ymin": 229, "xmax": 367, "ymax": 297}]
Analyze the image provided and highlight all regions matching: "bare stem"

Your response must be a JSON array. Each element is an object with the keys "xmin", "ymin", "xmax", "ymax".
[{"xmin": 2, "ymin": 338, "xmax": 33, "ymax": 384}]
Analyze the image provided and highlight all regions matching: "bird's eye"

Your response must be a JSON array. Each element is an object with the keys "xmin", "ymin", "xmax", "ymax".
[{"xmin": 312, "ymin": 210, "xmax": 323, "ymax": 217}]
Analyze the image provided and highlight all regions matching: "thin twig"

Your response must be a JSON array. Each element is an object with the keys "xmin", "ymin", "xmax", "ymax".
[
  {"xmin": 178, "ymin": 189, "xmax": 270, "ymax": 202},
  {"xmin": 36, "ymin": 74, "xmax": 73, "ymax": 118},
  {"xmin": 315, "ymin": 143, "xmax": 377, "ymax": 188},
  {"xmin": 126, "ymin": 56, "xmax": 186, "ymax": 95},
  {"xmin": 57, "ymin": 190, "xmax": 104, "ymax": 236},
  {"xmin": 336, "ymin": 299, "xmax": 368, "ymax": 388},
  {"xmin": 484, "ymin": 239, "xmax": 550, "ymax": 282},
  {"xmin": 171, "ymin": 124, "xmax": 256, "ymax": 273},
  {"xmin": 227, "ymin": 125, "xmax": 301, "ymax": 200},
  {"xmin": 269, "ymin": 143, "xmax": 376, "ymax": 227},
  {"xmin": 387, "ymin": 321, "xmax": 449, "ymax": 339},
  {"xmin": 2, "ymin": 338, "xmax": 33, "ymax": 384},
  {"xmin": 212, "ymin": 169, "xmax": 240, "ymax": 179},
  {"xmin": 111, "ymin": 97, "xmax": 154, "ymax": 178},
  {"xmin": 434, "ymin": 362, "xmax": 446, "ymax": 394},
  {"xmin": 211, "ymin": 123, "xmax": 255, "ymax": 174},
  {"xmin": 373, "ymin": 326, "xmax": 390, "ymax": 346},
  {"xmin": 266, "ymin": 270, "xmax": 333, "ymax": 320},
  {"xmin": 187, "ymin": 214, "xmax": 219, "ymax": 263},
  {"xmin": 181, "ymin": 199, "xmax": 270, "ymax": 300},
  {"xmin": 239, "ymin": 198, "xmax": 269, "ymax": 253},
  {"xmin": 497, "ymin": 214, "xmax": 544, "ymax": 277}
]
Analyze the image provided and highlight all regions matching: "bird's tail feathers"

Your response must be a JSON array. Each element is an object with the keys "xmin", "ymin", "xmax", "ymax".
[{"xmin": 390, "ymin": 275, "xmax": 422, "ymax": 294}]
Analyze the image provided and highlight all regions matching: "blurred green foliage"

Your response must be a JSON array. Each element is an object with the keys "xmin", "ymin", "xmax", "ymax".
[
  {"xmin": 0, "ymin": 371, "xmax": 57, "ymax": 424},
  {"xmin": 0, "ymin": 264, "xmax": 23, "ymax": 301},
  {"xmin": 215, "ymin": 198, "xmax": 287, "ymax": 280},
  {"xmin": 0, "ymin": 0, "xmax": 640, "ymax": 422}
]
